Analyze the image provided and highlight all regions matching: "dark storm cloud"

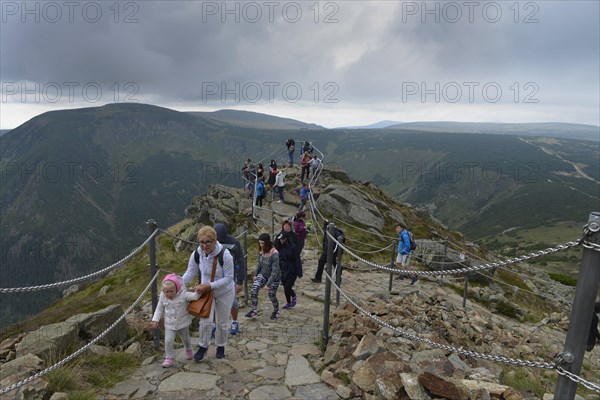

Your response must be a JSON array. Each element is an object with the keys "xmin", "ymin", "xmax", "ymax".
[{"xmin": 1, "ymin": 1, "xmax": 598, "ymax": 125}]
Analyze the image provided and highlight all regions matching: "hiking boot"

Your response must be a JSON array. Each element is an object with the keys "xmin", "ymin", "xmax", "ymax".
[
  {"xmin": 230, "ymin": 321, "xmax": 239, "ymax": 335},
  {"xmin": 162, "ymin": 357, "xmax": 175, "ymax": 368},
  {"xmin": 194, "ymin": 346, "xmax": 208, "ymax": 362},
  {"xmin": 270, "ymin": 311, "xmax": 279, "ymax": 320},
  {"xmin": 216, "ymin": 346, "xmax": 225, "ymax": 359},
  {"xmin": 310, "ymin": 278, "xmax": 321, "ymax": 283},
  {"xmin": 185, "ymin": 348, "xmax": 193, "ymax": 360},
  {"xmin": 245, "ymin": 310, "xmax": 258, "ymax": 318},
  {"xmin": 410, "ymin": 277, "xmax": 419, "ymax": 286},
  {"xmin": 290, "ymin": 295, "xmax": 297, "ymax": 307},
  {"xmin": 282, "ymin": 303, "xmax": 292, "ymax": 309}
]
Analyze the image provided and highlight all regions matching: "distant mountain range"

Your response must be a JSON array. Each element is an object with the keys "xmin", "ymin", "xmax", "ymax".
[
  {"xmin": 1, "ymin": 103, "xmax": 598, "ymax": 324},
  {"xmin": 385, "ymin": 121, "xmax": 599, "ymax": 142},
  {"xmin": 339, "ymin": 120, "xmax": 403, "ymax": 129},
  {"xmin": 189, "ymin": 109, "xmax": 324, "ymax": 130}
]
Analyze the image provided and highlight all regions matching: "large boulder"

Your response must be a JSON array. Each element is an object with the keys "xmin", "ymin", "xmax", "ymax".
[
  {"xmin": 65, "ymin": 304, "xmax": 128, "ymax": 346},
  {"xmin": 16, "ymin": 321, "xmax": 79, "ymax": 360},
  {"xmin": 316, "ymin": 184, "xmax": 385, "ymax": 231}
]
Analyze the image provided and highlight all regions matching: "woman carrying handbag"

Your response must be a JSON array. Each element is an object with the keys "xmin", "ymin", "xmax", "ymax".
[{"xmin": 182, "ymin": 226, "xmax": 235, "ymax": 361}]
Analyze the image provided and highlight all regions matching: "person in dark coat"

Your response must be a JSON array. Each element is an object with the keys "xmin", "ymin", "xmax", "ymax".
[
  {"xmin": 277, "ymin": 231, "xmax": 302, "ymax": 309},
  {"xmin": 587, "ymin": 301, "xmax": 600, "ymax": 351},
  {"xmin": 213, "ymin": 223, "xmax": 246, "ymax": 335},
  {"xmin": 274, "ymin": 220, "xmax": 297, "ymax": 249},
  {"xmin": 311, "ymin": 221, "xmax": 344, "ymax": 283}
]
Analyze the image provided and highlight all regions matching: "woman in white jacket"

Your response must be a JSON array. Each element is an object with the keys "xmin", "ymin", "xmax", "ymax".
[
  {"xmin": 275, "ymin": 169, "xmax": 285, "ymax": 203},
  {"xmin": 151, "ymin": 273, "xmax": 200, "ymax": 367},
  {"xmin": 182, "ymin": 226, "xmax": 235, "ymax": 361}
]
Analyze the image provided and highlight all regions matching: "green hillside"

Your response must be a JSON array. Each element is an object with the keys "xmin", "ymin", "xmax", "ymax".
[{"xmin": 1, "ymin": 104, "xmax": 597, "ymax": 324}]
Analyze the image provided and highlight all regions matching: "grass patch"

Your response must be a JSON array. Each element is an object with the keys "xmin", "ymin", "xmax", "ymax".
[
  {"xmin": 84, "ymin": 352, "xmax": 141, "ymax": 388},
  {"xmin": 548, "ymin": 272, "xmax": 577, "ymax": 287},
  {"xmin": 501, "ymin": 367, "xmax": 546, "ymax": 398}
]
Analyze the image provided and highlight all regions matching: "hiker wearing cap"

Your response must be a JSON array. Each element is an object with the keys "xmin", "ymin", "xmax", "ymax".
[
  {"xmin": 151, "ymin": 273, "xmax": 201, "ymax": 368},
  {"xmin": 277, "ymin": 231, "xmax": 302, "ymax": 309},
  {"xmin": 245, "ymin": 233, "xmax": 281, "ymax": 320}
]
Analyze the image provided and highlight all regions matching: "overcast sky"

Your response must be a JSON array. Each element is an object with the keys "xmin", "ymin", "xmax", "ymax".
[{"xmin": 1, "ymin": 1, "xmax": 599, "ymax": 129}]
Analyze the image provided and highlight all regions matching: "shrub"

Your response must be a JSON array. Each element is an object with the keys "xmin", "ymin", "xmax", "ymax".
[{"xmin": 548, "ymin": 273, "xmax": 577, "ymax": 286}]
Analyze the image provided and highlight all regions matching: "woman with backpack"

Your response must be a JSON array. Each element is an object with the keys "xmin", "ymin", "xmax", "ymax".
[
  {"xmin": 182, "ymin": 226, "xmax": 235, "ymax": 361},
  {"xmin": 395, "ymin": 224, "xmax": 417, "ymax": 285}
]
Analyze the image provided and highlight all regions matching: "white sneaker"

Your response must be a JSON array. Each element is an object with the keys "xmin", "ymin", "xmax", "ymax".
[{"xmin": 277, "ymin": 200, "xmax": 282, "ymax": 203}]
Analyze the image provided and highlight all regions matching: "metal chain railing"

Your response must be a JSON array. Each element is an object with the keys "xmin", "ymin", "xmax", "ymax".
[
  {"xmin": 323, "ymin": 271, "xmax": 600, "ymax": 394},
  {"xmin": 326, "ymin": 231, "xmax": 581, "ymax": 277},
  {"xmin": 556, "ymin": 366, "xmax": 600, "ymax": 394},
  {"xmin": 0, "ymin": 229, "xmax": 160, "ymax": 294},
  {"xmin": 0, "ymin": 269, "xmax": 161, "ymax": 396}
]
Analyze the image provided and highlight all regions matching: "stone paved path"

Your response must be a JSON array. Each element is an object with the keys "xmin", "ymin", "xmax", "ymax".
[
  {"xmin": 105, "ymin": 245, "xmax": 347, "ymax": 399},
  {"xmin": 103, "ymin": 238, "xmax": 436, "ymax": 400}
]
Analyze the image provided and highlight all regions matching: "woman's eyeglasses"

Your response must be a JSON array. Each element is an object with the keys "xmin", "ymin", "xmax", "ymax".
[{"xmin": 199, "ymin": 240, "xmax": 214, "ymax": 245}]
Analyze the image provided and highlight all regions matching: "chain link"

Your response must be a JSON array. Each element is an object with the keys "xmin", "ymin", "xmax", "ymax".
[
  {"xmin": 556, "ymin": 367, "xmax": 600, "ymax": 394},
  {"xmin": 0, "ymin": 269, "xmax": 161, "ymax": 396},
  {"xmin": 581, "ymin": 240, "xmax": 600, "ymax": 252},
  {"xmin": 0, "ymin": 229, "xmax": 160, "ymax": 294}
]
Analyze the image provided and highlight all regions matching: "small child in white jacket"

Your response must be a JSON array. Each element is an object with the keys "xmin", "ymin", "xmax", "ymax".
[{"xmin": 151, "ymin": 273, "xmax": 200, "ymax": 367}]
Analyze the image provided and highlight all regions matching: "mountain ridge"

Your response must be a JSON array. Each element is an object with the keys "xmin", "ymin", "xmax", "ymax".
[{"xmin": 1, "ymin": 103, "xmax": 596, "ymax": 324}]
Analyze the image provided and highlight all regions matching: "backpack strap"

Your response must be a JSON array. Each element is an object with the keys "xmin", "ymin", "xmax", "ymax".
[{"xmin": 196, "ymin": 247, "xmax": 226, "ymax": 283}]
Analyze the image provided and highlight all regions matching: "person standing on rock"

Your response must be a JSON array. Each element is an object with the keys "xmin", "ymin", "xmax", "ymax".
[
  {"xmin": 183, "ymin": 226, "xmax": 235, "ymax": 361},
  {"xmin": 286, "ymin": 138, "xmax": 295, "ymax": 167},
  {"xmin": 277, "ymin": 231, "xmax": 302, "ymax": 309},
  {"xmin": 214, "ymin": 223, "xmax": 247, "ymax": 336},
  {"xmin": 275, "ymin": 169, "xmax": 285, "ymax": 203},
  {"xmin": 151, "ymin": 273, "xmax": 200, "ymax": 367},
  {"xmin": 300, "ymin": 151, "xmax": 313, "ymax": 184},
  {"xmin": 311, "ymin": 221, "xmax": 345, "ymax": 283},
  {"xmin": 293, "ymin": 211, "xmax": 307, "ymax": 255},
  {"xmin": 245, "ymin": 233, "xmax": 281, "ymax": 320},
  {"xmin": 395, "ymin": 223, "xmax": 416, "ymax": 285}
]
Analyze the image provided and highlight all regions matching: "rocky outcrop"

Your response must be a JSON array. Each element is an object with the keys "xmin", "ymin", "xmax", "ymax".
[{"xmin": 2, "ymin": 305, "xmax": 130, "ymax": 399}]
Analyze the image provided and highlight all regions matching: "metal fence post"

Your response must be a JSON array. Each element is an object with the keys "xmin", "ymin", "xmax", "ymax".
[
  {"xmin": 440, "ymin": 237, "xmax": 448, "ymax": 285},
  {"xmin": 243, "ymin": 224, "xmax": 249, "ymax": 306},
  {"xmin": 462, "ymin": 256, "xmax": 470, "ymax": 309},
  {"xmin": 335, "ymin": 244, "xmax": 343, "ymax": 307},
  {"xmin": 271, "ymin": 209, "xmax": 275, "ymax": 238},
  {"xmin": 389, "ymin": 239, "xmax": 397, "ymax": 292},
  {"xmin": 554, "ymin": 212, "xmax": 600, "ymax": 400},
  {"xmin": 147, "ymin": 219, "xmax": 160, "ymax": 350},
  {"xmin": 322, "ymin": 223, "xmax": 335, "ymax": 353}
]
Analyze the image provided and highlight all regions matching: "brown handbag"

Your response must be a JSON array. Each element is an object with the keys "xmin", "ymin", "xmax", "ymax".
[{"xmin": 187, "ymin": 254, "xmax": 218, "ymax": 318}]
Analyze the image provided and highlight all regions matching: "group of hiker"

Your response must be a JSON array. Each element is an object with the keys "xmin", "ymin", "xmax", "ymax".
[
  {"xmin": 242, "ymin": 139, "xmax": 322, "ymax": 210},
  {"xmin": 150, "ymin": 137, "xmax": 424, "ymax": 367}
]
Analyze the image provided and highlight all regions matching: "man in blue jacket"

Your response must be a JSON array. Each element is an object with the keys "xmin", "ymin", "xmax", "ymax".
[
  {"xmin": 395, "ymin": 224, "xmax": 416, "ymax": 285},
  {"xmin": 214, "ymin": 223, "xmax": 247, "ymax": 334}
]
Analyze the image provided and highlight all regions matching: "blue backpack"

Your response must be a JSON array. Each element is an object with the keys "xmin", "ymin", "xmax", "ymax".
[{"xmin": 256, "ymin": 181, "xmax": 265, "ymax": 197}]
